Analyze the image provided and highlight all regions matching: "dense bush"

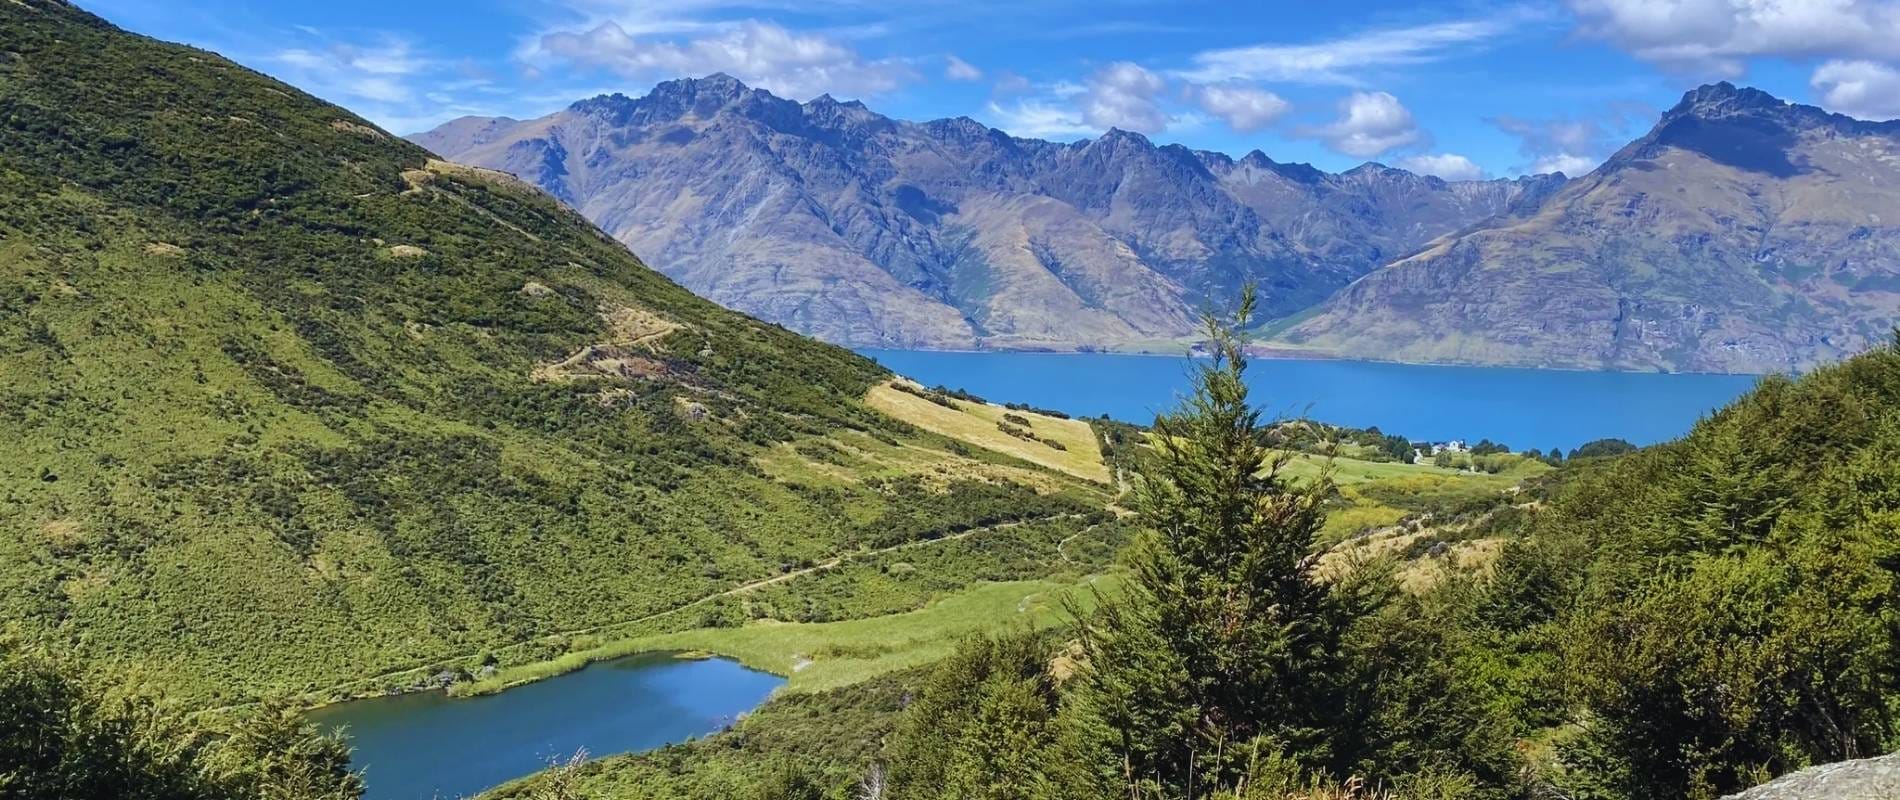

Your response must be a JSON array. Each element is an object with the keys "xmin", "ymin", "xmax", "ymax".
[{"xmin": 0, "ymin": 643, "xmax": 360, "ymax": 800}]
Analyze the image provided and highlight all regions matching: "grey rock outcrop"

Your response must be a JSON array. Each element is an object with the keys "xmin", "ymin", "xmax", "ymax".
[{"xmin": 1722, "ymin": 752, "xmax": 1900, "ymax": 799}]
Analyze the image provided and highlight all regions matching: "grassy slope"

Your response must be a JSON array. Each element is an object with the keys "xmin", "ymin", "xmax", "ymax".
[
  {"xmin": 866, "ymin": 381, "xmax": 1112, "ymax": 482},
  {"xmin": 0, "ymin": 0, "xmax": 1106, "ymax": 705}
]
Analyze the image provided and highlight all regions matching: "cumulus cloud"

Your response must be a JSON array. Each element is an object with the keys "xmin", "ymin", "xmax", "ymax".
[
  {"xmin": 1178, "ymin": 18, "xmax": 1518, "ymax": 85},
  {"xmin": 1399, "ymin": 153, "xmax": 1486, "ymax": 180},
  {"xmin": 1081, "ymin": 62, "xmax": 1169, "ymax": 133},
  {"xmin": 1567, "ymin": 0, "xmax": 1900, "ymax": 77},
  {"xmin": 1491, "ymin": 114, "xmax": 1623, "ymax": 176},
  {"xmin": 533, "ymin": 19, "xmax": 913, "ymax": 99},
  {"xmin": 1310, "ymin": 91, "xmax": 1422, "ymax": 158},
  {"xmin": 1190, "ymin": 84, "xmax": 1290, "ymax": 132},
  {"xmin": 945, "ymin": 54, "xmax": 983, "ymax": 81},
  {"xmin": 1811, "ymin": 59, "xmax": 1900, "ymax": 120}
]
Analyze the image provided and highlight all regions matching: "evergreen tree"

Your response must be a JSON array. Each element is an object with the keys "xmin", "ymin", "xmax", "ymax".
[{"xmin": 1067, "ymin": 287, "xmax": 1356, "ymax": 797}]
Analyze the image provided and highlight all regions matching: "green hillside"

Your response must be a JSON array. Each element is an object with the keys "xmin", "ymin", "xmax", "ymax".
[
  {"xmin": 501, "ymin": 335, "xmax": 1900, "ymax": 799},
  {"xmin": 0, "ymin": 0, "xmax": 1106, "ymax": 705}
]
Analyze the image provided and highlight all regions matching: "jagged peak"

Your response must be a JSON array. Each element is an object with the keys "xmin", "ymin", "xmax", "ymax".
[
  {"xmin": 1092, "ymin": 127, "xmax": 1152, "ymax": 146},
  {"xmin": 1666, "ymin": 81, "xmax": 1789, "ymax": 119},
  {"xmin": 650, "ymin": 72, "xmax": 751, "ymax": 101}
]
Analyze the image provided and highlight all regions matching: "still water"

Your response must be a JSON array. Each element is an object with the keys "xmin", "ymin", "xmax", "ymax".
[
  {"xmin": 307, "ymin": 654, "xmax": 782, "ymax": 800},
  {"xmin": 859, "ymin": 349, "xmax": 1762, "ymax": 450}
]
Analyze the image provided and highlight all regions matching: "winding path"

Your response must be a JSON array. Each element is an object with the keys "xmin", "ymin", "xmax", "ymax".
[{"xmin": 212, "ymin": 512, "xmax": 1090, "ymax": 714}]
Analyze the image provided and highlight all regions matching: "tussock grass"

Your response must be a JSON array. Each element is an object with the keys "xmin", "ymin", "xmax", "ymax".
[{"xmin": 867, "ymin": 381, "xmax": 1111, "ymax": 483}]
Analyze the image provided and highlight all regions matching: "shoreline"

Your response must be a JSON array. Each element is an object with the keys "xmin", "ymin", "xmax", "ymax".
[{"xmin": 853, "ymin": 343, "xmax": 1780, "ymax": 378}]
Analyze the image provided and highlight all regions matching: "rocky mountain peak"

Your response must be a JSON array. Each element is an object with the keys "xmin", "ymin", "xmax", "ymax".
[
  {"xmin": 569, "ymin": 73, "xmax": 763, "ymax": 126},
  {"xmin": 1088, "ymin": 127, "xmax": 1153, "ymax": 150},
  {"xmin": 801, "ymin": 93, "xmax": 888, "ymax": 132},
  {"xmin": 1668, "ymin": 81, "xmax": 1788, "ymax": 119},
  {"xmin": 654, "ymin": 72, "xmax": 750, "ymax": 102}
]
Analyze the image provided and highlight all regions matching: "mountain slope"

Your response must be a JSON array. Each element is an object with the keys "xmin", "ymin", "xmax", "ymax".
[
  {"xmin": 1279, "ymin": 83, "xmax": 1900, "ymax": 373},
  {"xmin": 0, "ymin": 0, "xmax": 1102, "ymax": 703},
  {"xmin": 415, "ymin": 77, "xmax": 1560, "ymax": 350}
]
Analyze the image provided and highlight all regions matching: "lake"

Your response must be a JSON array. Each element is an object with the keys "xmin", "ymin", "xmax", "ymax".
[
  {"xmin": 858, "ymin": 349, "xmax": 1763, "ymax": 450},
  {"xmin": 306, "ymin": 654, "xmax": 782, "ymax": 800}
]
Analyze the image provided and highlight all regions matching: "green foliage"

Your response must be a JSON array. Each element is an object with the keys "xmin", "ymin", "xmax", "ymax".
[
  {"xmin": 0, "ymin": 643, "xmax": 360, "ymax": 800},
  {"xmin": 1511, "ymin": 354, "xmax": 1900, "ymax": 799},
  {"xmin": 1069, "ymin": 289, "xmax": 1354, "ymax": 794},
  {"xmin": 886, "ymin": 631, "xmax": 1068, "ymax": 800},
  {"xmin": 0, "ymin": 0, "xmax": 1095, "ymax": 709},
  {"xmin": 1566, "ymin": 438, "xmax": 1635, "ymax": 461},
  {"xmin": 878, "ymin": 292, "xmax": 1518, "ymax": 800},
  {"xmin": 488, "ymin": 668, "xmax": 919, "ymax": 800}
]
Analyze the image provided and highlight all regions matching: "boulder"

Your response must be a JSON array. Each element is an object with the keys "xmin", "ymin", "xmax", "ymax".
[{"xmin": 1722, "ymin": 753, "xmax": 1900, "ymax": 800}]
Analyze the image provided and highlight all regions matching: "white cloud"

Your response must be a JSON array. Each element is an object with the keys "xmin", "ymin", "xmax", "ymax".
[
  {"xmin": 265, "ymin": 33, "xmax": 503, "ymax": 134},
  {"xmin": 985, "ymin": 98, "xmax": 1094, "ymax": 139},
  {"xmin": 1399, "ymin": 153, "xmax": 1485, "ymax": 180},
  {"xmin": 1530, "ymin": 153, "xmax": 1601, "ymax": 175},
  {"xmin": 1567, "ymin": 0, "xmax": 1900, "ymax": 77},
  {"xmin": 945, "ymin": 54, "xmax": 983, "ymax": 81},
  {"xmin": 1811, "ymin": 59, "xmax": 1900, "ymax": 120},
  {"xmin": 1311, "ymin": 91, "xmax": 1422, "ymax": 157},
  {"xmin": 1491, "ymin": 114, "xmax": 1623, "ymax": 176},
  {"xmin": 1177, "ymin": 17, "xmax": 1518, "ymax": 85},
  {"xmin": 532, "ymin": 19, "xmax": 913, "ymax": 99},
  {"xmin": 1081, "ymin": 62, "xmax": 1169, "ymax": 133},
  {"xmin": 271, "ymin": 37, "xmax": 431, "ymax": 105},
  {"xmin": 1190, "ymin": 84, "xmax": 1290, "ymax": 132}
]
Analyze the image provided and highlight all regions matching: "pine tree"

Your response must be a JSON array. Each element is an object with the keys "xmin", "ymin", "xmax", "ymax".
[{"xmin": 1069, "ymin": 287, "xmax": 1354, "ymax": 797}]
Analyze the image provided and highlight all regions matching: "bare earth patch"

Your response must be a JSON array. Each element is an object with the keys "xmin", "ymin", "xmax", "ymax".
[{"xmin": 533, "ymin": 302, "xmax": 685, "ymax": 382}]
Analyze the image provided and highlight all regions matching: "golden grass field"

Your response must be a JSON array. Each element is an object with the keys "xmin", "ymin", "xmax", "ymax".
[{"xmin": 865, "ymin": 380, "xmax": 1112, "ymax": 483}]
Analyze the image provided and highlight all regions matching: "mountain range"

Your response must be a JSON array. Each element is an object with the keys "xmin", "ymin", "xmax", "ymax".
[
  {"xmin": 414, "ymin": 77, "xmax": 1563, "ymax": 352},
  {"xmin": 420, "ymin": 78, "xmax": 1900, "ymax": 373},
  {"xmin": 1282, "ymin": 84, "xmax": 1900, "ymax": 373}
]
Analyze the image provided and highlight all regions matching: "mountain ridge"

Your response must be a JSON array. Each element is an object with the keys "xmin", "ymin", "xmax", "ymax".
[
  {"xmin": 414, "ymin": 76, "xmax": 1564, "ymax": 351},
  {"xmin": 1279, "ymin": 81, "xmax": 1900, "ymax": 373}
]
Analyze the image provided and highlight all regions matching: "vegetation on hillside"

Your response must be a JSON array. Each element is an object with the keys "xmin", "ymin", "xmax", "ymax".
[
  {"xmin": 870, "ymin": 332, "xmax": 1900, "ymax": 799},
  {"xmin": 0, "ymin": 641, "xmax": 359, "ymax": 800},
  {"xmin": 530, "ymin": 322, "xmax": 1900, "ymax": 799},
  {"xmin": 0, "ymin": 0, "xmax": 1103, "ymax": 707}
]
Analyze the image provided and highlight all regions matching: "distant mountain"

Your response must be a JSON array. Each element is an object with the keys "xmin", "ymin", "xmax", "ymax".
[
  {"xmin": 1279, "ymin": 83, "xmax": 1900, "ymax": 373},
  {"xmin": 415, "ymin": 76, "xmax": 1561, "ymax": 350}
]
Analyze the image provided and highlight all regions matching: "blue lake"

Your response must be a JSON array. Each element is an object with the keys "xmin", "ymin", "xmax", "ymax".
[
  {"xmin": 858, "ymin": 349, "xmax": 1764, "ymax": 450},
  {"xmin": 306, "ymin": 654, "xmax": 782, "ymax": 800}
]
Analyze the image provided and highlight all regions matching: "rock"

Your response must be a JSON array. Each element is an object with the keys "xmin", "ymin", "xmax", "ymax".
[
  {"xmin": 517, "ymin": 280, "xmax": 556, "ymax": 298},
  {"xmin": 382, "ymin": 244, "xmax": 428, "ymax": 258},
  {"xmin": 1722, "ymin": 753, "xmax": 1900, "ymax": 799}
]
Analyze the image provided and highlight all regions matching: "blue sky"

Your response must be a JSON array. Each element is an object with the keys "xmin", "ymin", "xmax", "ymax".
[{"xmin": 88, "ymin": 0, "xmax": 1900, "ymax": 179}]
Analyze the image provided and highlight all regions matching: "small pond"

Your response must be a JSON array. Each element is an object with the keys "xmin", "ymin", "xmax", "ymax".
[{"xmin": 306, "ymin": 653, "xmax": 782, "ymax": 800}]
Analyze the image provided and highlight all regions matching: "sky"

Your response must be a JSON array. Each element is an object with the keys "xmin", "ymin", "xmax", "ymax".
[{"xmin": 87, "ymin": 0, "xmax": 1900, "ymax": 180}]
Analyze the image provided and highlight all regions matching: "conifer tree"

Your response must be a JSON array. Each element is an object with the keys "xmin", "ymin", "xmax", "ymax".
[{"xmin": 1069, "ymin": 287, "xmax": 1353, "ymax": 797}]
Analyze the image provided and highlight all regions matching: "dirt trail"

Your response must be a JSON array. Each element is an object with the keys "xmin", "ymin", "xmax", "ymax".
[{"xmin": 212, "ymin": 513, "xmax": 1086, "ymax": 714}]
